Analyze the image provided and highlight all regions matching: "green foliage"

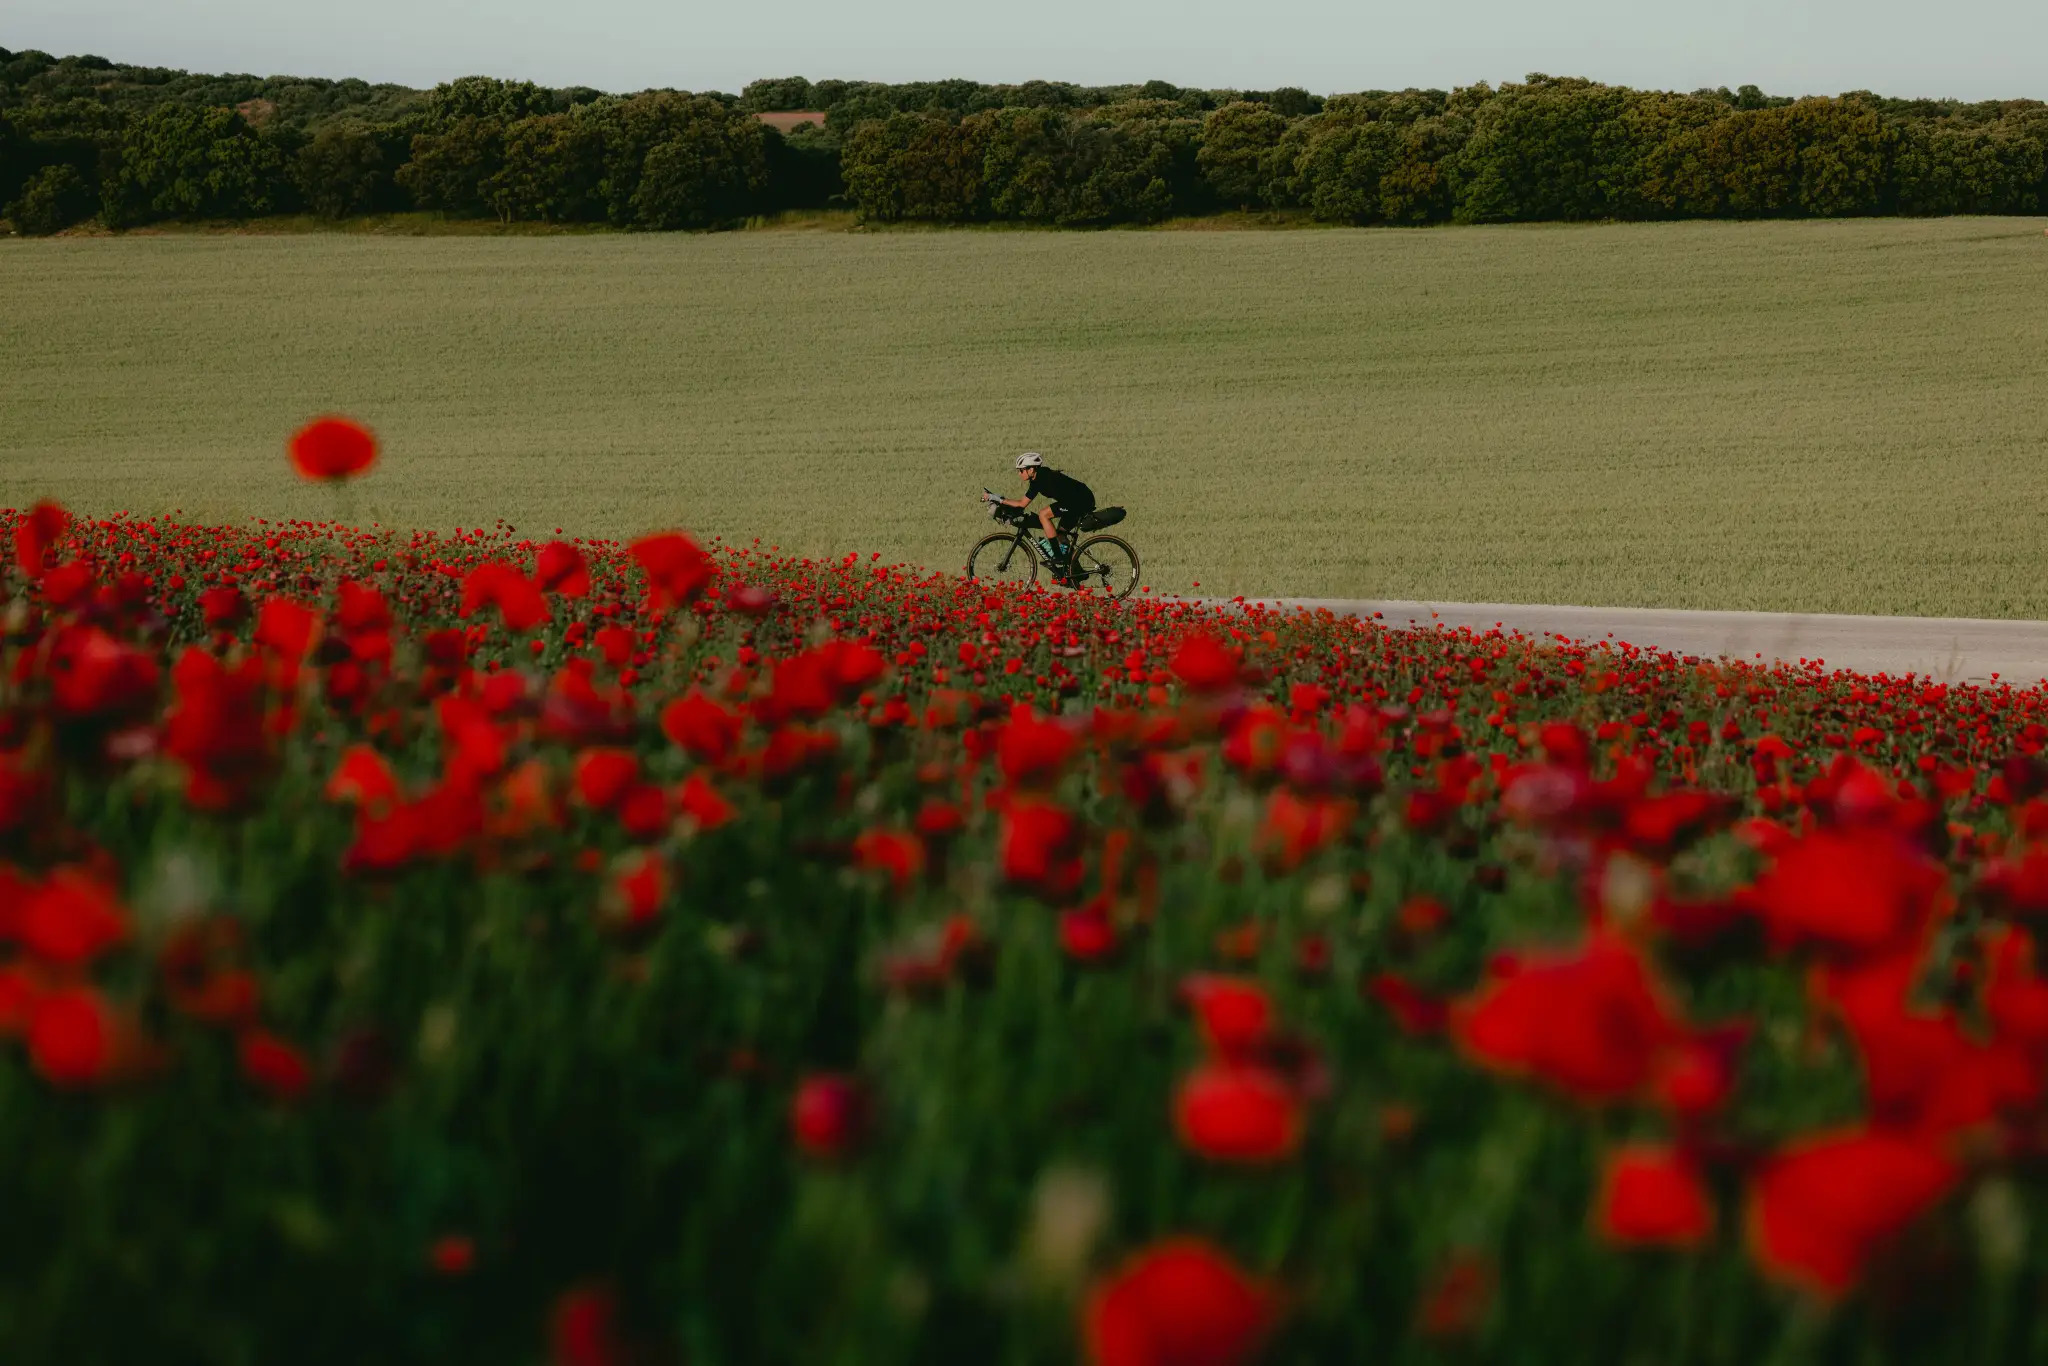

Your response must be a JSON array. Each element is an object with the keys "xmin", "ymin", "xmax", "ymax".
[
  {"xmin": 99, "ymin": 105, "xmax": 285, "ymax": 226},
  {"xmin": 293, "ymin": 124, "xmax": 387, "ymax": 219},
  {"xmin": 1198, "ymin": 102, "xmax": 1290, "ymax": 210},
  {"xmin": 420, "ymin": 76, "xmax": 561, "ymax": 132},
  {"xmin": 4, "ymin": 162, "xmax": 94, "ymax": 234},
  {"xmin": 742, "ymin": 76, "xmax": 816, "ymax": 113},
  {"xmin": 842, "ymin": 113, "xmax": 985, "ymax": 222},
  {"xmin": 1893, "ymin": 114, "xmax": 2048, "ymax": 215},
  {"xmin": 1450, "ymin": 77, "xmax": 1635, "ymax": 223},
  {"xmin": 630, "ymin": 103, "xmax": 771, "ymax": 229},
  {"xmin": 394, "ymin": 117, "xmax": 504, "ymax": 217},
  {"xmin": 7, "ymin": 51, "xmax": 2048, "ymax": 232},
  {"xmin": 484, "ymin": 114, "xmax": 606, "ymax": 223},
  {"xmin": 0, "ymin": 109, "xmax": 23, "ymax": 205}
]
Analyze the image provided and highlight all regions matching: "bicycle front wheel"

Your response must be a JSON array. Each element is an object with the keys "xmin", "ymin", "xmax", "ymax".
[
  {"xmin": 967, "ymin": 533, "xmax": 1039, "ymax": 587},
  {"xmin": 1070, "ymin": 535, "xmax": 1140, "ymax": 600}
]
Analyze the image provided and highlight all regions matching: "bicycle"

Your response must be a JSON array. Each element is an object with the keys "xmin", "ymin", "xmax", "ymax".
[{"xmin": 966, "ymin": 489, "xmax": 1141, "ymax": 599}]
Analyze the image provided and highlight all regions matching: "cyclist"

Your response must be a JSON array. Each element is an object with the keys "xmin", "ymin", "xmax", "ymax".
[{"xmin": 997, "ymin": 452, "xmax": 1095, "ymax": 576}]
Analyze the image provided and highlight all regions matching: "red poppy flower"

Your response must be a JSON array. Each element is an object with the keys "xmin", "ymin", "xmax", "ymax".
[
  {"xmin": 603, "ymin": 850, "xmax": 669, "ymax": 930},
  {"xmin": 1060, "ymin": 901, "xmax": 1120, "ymax": 962},
  {"xmin": 0, "ymin": 963, "xmax": 46, "ymax": 1036},
  {"xmin": 1083, "ymin": 1238, "xmax": 1276, "ymax": 1366},
  {"xmin": 550, "ymin": 1283, "xmax": 623, "ymax": 1366},
  {"xmin": 254, "ymin": 596, "xmax": 320, "ymax": 663},
  {"xmin": 1000, "ymin": 798, "xmax": 1082, "ymax": 895},
  {"xmin": 661, "ymin": 691, "xmax": 744, "ymax": 764},
  {"xmin": 676, "ymin": 773, "xmax": 735, "ymax": 830},
  {"xmin": 535, "ymin": 541, "xmax": 591, "ymax": 597},
  {"xmin": 1173, "ymin": 1064, "xmax": 1303, "ymax": 1163},
  {"xmin": 572, "ymin": 748, "xmax": 641, "ymax": 811},
  {"xmin": 12, "ymin": 498, "xmax": 69, "ymax": 576},
  {"xmin": 287, "ymin": 415, "xmax": 378, "ymax": 481},
  {"xmin": 1747, "ymin": 1129, "xmax": 1957, "ymax": 1297},
  {"xmin": 1259, "ymin": 788, "xmax": 1349, "ymax": 870},
  {"xmin": 1816, "ymin": 949, "xmax": 2040, "ymax": 1136},
  {"xmin": 1453, "ymin": 932, "xmax": 1685, "ymax": 1102},
  {"xmin": 791, "ymin": 1073, "xmax": 866, "ymax": 1159},
  {"xmin": 327, "ymin": 744, "xmax": 402, "ymax": 812},
  {"xmin": 852, "ymin": 829, "xmax": 926, "ymax": 892},
  {"xmin": 163, "ymin": 647, "xmax": 271, "ymax": 808},
  {"xmin": 1166, "ymin": 632, "xmax": 1242, "ymax": 693},
  {"xmin": 1595, "ymin": 1145, "xmax": 1713, "ymax": 1248},
  {"xmin": 239, "ymin": 1029, "xmax": 314, "ymax": 1102},
  {"xmin": 1180, "ymin": 975, "xmax": 1275, "ymax": 1060},
  {"xmin": 461, "ymin": 561, "xmax": 550, "ymax": 633},
  {"xmin": 427, "ymin": 1234, "xmax": 476, "ymax": 1277},
  {"xmin": 1748, "ymin": 830, "xmax": 1940, "ymax": 956},
  {"xmin": 45, "ymin": 625, "xmax": 160, "ymax": 720},
  {"xmin": 27, "ymin": 987, "xmax": 116, "ymax": 1088},
  {"xmin": 16, "ymin": 868, "xmax": 128, "ymax": 967},
  {"xmin": 998, "ymin": 708, "xmax": 1080, "ymax": 784},
  {"xmin": 630, "ymin": 531, "xmax": 717, "ymax": 610}
]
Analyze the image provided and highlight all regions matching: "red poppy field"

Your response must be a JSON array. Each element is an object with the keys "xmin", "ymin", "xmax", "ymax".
[{"xmin": 11, "ymin": 434, "xmax": 2048, "ymax": 1363}]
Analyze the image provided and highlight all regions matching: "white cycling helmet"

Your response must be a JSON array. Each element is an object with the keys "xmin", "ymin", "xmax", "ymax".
[{"xmin": 1015, "ymin": 451, "xmax": 1044, "ymax": 470}]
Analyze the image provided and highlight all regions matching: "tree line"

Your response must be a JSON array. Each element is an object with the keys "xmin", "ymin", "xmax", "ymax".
[{"xmin": 4, "ymin": 49, "xmax": 2045, "ymax": 236}]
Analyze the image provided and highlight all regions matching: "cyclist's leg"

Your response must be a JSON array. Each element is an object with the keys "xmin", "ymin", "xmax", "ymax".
[
  {"xmin": 1036, "ymin": 506, "xmax": 1059, "ymax": 542},
  {"xmin": 1052, "ymin": 507, "xmax": 1085, "ymax": 575}
]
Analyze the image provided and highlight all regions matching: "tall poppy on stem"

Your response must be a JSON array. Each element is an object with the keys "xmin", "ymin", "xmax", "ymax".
[{"xmin": 287, "ymin": 416, "xmax": 378, "ymax": 482}]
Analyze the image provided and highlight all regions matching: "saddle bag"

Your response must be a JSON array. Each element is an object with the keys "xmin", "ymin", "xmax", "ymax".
[{"xmin": 1075, "ymin": 506, "xmax": 1125, "ymax": 532}]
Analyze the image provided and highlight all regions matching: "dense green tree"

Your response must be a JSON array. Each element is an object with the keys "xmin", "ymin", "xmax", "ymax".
[
  {"xmin": 1596, "ymin": 89, "xmax": 1728, "ymax": 217},
  {"xmin": 628, "ymin": 101, "xmax": 771, "ymax": 228},
  {"xmin": 741, "ymin": 76, "xmax": 815, "ymax": 112},
  {"xmin": 841, "ymin": 113, "xmax": 984, "ymax": 221},
  {"xmin": 292, "ymin": 122, "xmax": 385, "ymax": 218},
  {"xmin": 1450, "ymin": 76, "xmax": 1633, "ymax": 223},
  {"xmin": 0, "ymin": 109, "xmax": 24, "ymax": 206},
  {"xmin": 484, "ymin": 113, "xmax": 606, "ymax": 222},
  {"xmin": 100, "ymin": 104, "xmax": 285, "ymax": 226},
  {"xmin": 421, "ymin": 76, "xmax": 558, "ymax": 131},
  {"xmin": 5, "ymin": 162, "xmax": 94, "ymax": 233},
  {"xmin": 394, "ymin": 116, "xmax": 504, "ymax": 215},
  {"xmin": 973, "ymin": 106, "xmax": 1066, "ymax": 219},
  {"xmin": 1197, "ymin": 102, "xmax": 1288, "ymax": 209},
  {"xmin": 1059, "ymin": 101, "xmax": 1203, "ymax": 224}
]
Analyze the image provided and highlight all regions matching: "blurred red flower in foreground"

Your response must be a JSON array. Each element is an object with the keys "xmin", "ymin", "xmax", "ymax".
[
  {"xmin": 1174, "ymin": 1064, "xmax": 1303, "ymax": 1163},
  {"xmin": 13, "ymin": 498, "xmax": 69, "ymax": 575},
  {"xmin": 791, "ymin": 1073, "xmax": 867, "ymax": 1159},
  {"xmin": 1749, "ymin": 830, "xmax": 1941, "ymax": 956},
  {"xmin": 550, "ymin": 1283, "xmax": 623, "ymax": 1366},
  {"xmin": 1084, "ymin": 1237, "xmax": 1276, "ymax": 1366},
  {"xmin": 1453, "ymin": 932, "xmax": 1686, "ymax": 1102},
  {"xmin": 27, "ymin": 988, "xmax": 117, "ymax": 1087},
  {"xmin": 630, "ymin": 532, "xmax": 716, "ymax": 610},
  {"xmin": 1595, "ymin": 1144, "xmax": 1713, "ymax": 1248},
  {"xmin": 288, "ymin": 416, "xmax": 378, "ymax": 481},
  {"xmin": 1746, "ymin": 1128, "xmax": 1957, "ymax": 1297}
]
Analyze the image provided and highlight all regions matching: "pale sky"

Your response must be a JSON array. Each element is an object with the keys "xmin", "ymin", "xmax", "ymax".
[{"xmin": 8, "ymin": 0, "xmax": 2044, "ymax": 101}]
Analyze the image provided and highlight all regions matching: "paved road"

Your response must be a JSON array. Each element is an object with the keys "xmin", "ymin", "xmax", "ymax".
[{"xmin": 1237, "ymin": 599, "xmax": 2048, "ymax": 687}]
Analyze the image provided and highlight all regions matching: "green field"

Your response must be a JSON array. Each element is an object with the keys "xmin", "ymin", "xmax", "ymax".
[{"xmin": 4, "ymin": 217, "xmax": 2046, "ymax": 615}]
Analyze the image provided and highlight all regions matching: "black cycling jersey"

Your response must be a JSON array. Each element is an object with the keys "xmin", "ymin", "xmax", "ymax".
[{"xmin": 1027, "ymin": 467, "xmax": 1095, "ymax": 515}]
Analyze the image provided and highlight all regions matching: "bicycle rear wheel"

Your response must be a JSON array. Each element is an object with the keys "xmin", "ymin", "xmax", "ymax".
[
  {"xmin": 967, "ymin": 533, "xmax": 1039, "ymax": 586},
  {"xmin": 1070, "ymin": 535, "xmax": 1140, "ymax": 600}
]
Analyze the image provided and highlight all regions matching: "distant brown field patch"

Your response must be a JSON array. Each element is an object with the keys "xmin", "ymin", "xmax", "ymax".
[{"xmin": 753, "ymin": 110, "xmax": 827, "ymax": 133}]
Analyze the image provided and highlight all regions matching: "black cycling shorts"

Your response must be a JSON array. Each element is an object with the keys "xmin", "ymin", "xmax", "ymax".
[{"xmin": 1051, "ymin": 503, "xmax": 1094, "ymax": 533}]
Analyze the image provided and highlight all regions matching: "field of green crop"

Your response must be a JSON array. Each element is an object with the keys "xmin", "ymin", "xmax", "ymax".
[{"xmin": 4, "ymin": 217, "xmax": 2047, "ymax": 615}]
